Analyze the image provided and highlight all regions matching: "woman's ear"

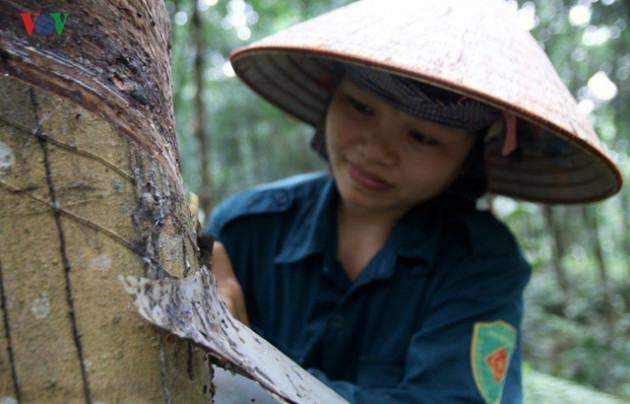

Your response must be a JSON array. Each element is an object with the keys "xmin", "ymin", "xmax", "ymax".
[{"xmin": 449, "ymin": 130, "xmax": 488, "ymax": 200}]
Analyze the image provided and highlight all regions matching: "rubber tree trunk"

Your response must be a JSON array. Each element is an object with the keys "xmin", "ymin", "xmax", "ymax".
[{"xmin": 0, "ymin": 0, "xmax": 212, "ymax": 402}]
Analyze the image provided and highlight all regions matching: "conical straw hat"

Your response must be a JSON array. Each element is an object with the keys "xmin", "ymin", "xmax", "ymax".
[{"xmin": 230, "ymin": 0, "xmax": 623, "ymax": 204}]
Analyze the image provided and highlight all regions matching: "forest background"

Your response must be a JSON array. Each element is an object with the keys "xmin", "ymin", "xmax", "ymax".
[{"xmin": 166, "ymin": 0, "xmax": 630, "ymax": 400}]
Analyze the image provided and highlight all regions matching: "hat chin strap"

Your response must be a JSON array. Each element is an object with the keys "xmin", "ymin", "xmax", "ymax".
[
  {"xmin": 483, "ymin": 113, "xmax": 517, "ymax": 157},
  {"xmin": 502, "ymin": 111, "xmax": 518, "ymax": 156}
]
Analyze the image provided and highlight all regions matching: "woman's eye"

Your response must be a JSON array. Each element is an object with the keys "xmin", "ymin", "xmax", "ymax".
[
  {"xmin": 410, "ymin": 130, "xmax": 439, "ymax": 146},
  {"xmin": 349, "ymin": 97, "xmax": 373, "ymax": 115}
]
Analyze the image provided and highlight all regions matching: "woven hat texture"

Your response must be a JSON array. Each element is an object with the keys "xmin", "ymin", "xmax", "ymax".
[{"xmin": 230, "ymin": 0, "xmax": 622, "ymax": 204}]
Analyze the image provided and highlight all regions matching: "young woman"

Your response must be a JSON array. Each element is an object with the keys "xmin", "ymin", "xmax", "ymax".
[{"xmin": 205, "ymin": 1, "xmax": 622, "ymax": 402}]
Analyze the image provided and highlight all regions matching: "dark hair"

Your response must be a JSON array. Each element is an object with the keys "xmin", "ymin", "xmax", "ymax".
[{"xmin": 446, "ymin": 127, "xmax": 488, "ymax": 200}]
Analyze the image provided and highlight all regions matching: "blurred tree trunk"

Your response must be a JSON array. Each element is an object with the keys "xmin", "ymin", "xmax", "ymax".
[
  {"xmin": 581, "ymin": 206, "xmax": 613, "ymax": 316},
  {"xmin": 620, "ymin": 193, "xmax": 630, "ymax": 275},
  {"xmin": 192, "ymin": 0, "xmax": 213, "ymax": 220},
  {"xmin": 543, "ymin": 205, "xmax": 569, "ymax": 312},
  {"xmin": 0, "ymin": 0, "xmax": 212, "ymax": 401}
]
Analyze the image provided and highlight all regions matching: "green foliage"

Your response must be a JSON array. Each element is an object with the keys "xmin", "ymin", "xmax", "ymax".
[
  {"xmin": 170, "ymin": 0, "xmax": 630, "ymax": 399},
  {"xmin": 505, "ymin": 1, "xmax": 630, "ymax": 398},
  {"xmin": 523, "ymin": 366, "xmax": 627, "ymax": 403},
  {"xmin": 523, "ymin": 271, "xmax": 630, "ymax": 396}
]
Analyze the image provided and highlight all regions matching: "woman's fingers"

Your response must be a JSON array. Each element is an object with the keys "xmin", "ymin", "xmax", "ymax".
[
  {"xmin": 211, "ymin": 241, "xmax": 236, "ymax": 280},
  {"xmin": 211, "ymin": 242, "xmax": 250, "ymax": 327},
  {"xmin": 188, "ymin": 192, "xmax": 202, "ymax": 235}
]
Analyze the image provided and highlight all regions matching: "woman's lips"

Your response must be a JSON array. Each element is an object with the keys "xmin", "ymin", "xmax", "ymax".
[{"xmin": 346, "ymin": 162, "xmax": 393, "ymax": 191}]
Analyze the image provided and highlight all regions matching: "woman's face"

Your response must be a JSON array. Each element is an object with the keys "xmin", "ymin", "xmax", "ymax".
[{"xmin": 325, "ymin": 77, "xmax": 477, "ymax": 216}]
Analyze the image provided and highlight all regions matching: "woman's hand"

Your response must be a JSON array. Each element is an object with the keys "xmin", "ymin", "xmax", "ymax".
[
  {"xmin": 188, "ymin": 192, "xmax": 249, "ymax": 326},
  {"xmin": 211, "ymin": 241, "xmax": 250, "ymax": 327}
]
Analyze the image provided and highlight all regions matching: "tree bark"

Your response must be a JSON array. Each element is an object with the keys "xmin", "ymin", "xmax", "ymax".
[{"xmin": 0, "ymin": 0, "xmax": 212, "ymax": 401}]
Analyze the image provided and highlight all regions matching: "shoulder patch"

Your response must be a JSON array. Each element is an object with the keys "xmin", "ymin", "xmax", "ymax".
[{"xmin": 471, "ymin": 321, "xmax": 516, "ymax": 404}]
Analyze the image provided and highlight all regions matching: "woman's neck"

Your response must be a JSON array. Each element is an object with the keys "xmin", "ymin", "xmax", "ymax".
[{"xmin": 335, "ymin": 200, "xmax": 407, "ymax": 282}]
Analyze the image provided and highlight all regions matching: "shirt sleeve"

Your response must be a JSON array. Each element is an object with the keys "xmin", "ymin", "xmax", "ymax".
[{"xmin": 308, "ymin": 243, "xmax": 531, "ymax": 404}]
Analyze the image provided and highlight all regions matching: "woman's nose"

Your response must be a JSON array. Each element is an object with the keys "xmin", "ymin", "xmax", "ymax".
[{"xmin": 358, "ymin": 125, "xmax": 398, "ymax": 166}]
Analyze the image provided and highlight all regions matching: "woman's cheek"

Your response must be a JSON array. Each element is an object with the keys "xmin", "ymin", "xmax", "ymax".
[{"xmin": 330, "ymin": 123, "xmax": 358, "ymax": 151}]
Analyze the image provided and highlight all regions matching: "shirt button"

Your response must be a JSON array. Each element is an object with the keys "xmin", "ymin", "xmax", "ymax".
[
  {"xmin": 275, "ymin": 191, "xmax": 288, "ymax": 205},
  {"xmin": 330, "ymin": 314, "xmax": 345, "ymax": 330}
]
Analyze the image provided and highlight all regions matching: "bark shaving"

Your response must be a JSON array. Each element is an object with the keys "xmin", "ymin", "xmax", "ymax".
[{"xmin": 120, "ymin": 269, "xmax": 348, "ymax": 404}]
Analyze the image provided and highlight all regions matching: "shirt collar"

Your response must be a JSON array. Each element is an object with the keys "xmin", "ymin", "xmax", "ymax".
[
  {"xmin": 394, "ymin": 194, "xmax": 476, "ymax": 268},
  {"xmin": 274, "ymin": 178, "xmax": 470, "ymax": 274},
  {"xmin": 396, "ymin": 198, "xmax": 445, "ymax": 262}
]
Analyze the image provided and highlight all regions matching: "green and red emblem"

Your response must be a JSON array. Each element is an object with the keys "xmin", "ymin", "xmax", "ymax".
[{"xmin": 471, "ymin": 321, "xmax": 517, "ymax": 404}]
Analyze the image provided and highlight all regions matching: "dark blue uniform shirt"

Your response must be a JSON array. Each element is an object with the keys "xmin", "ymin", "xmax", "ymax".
[{"xmin": 207, "ymin": 172, "xmax": 531, "ymax": 403}]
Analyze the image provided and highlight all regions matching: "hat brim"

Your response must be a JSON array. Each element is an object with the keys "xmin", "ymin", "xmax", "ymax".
[{"xmin": 230, "ymin": 0, "xmax": 622, "ymax": 204}]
